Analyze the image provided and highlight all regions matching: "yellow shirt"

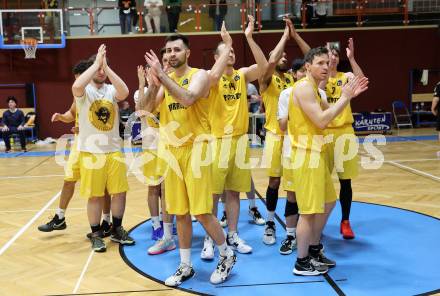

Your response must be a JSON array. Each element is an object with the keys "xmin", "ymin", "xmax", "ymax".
[
  {"xmin": 209, "ymin": 69, "xmax": 248, "ymax": 138},
  {"xmin": 159, "ymin": 68, "xmax": 211, "ymax": 147},
  {"xmin": 288, "ymin": 77, "xmax": 327, "ymax": 152},
  {"xmin": 325, "ymin": 72, "xmax": 354, "ymax": 128},
  {"xmin": 261, "ymin": 72, "xmax": 294, "ymax": 135}
]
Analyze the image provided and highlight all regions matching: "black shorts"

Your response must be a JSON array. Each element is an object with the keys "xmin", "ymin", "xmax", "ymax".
[{"xmin": 436, "ymin": 116, "xmax": 440, "ymax": 131}]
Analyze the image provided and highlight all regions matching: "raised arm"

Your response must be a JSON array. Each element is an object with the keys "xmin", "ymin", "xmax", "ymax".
[
  {"xmin": 72, "ymin": 44, "xmax": 105, "ymax": 97},
  {"xmin": 138, "ymin": 66, "xmax": 163, "ymax": 113},
  {"xmin": 208, "ymin": 21, "xmax": 232, "ymax": 87},
  {"xmin": 241, "ymin": 15, "xmax": 268, "ymax": 83},
  {"xmin": 260, "ymin": 23, "xmax": 290, "ymax": 88},
  {"xmin": 297, "ymin": 77, "xmax": 368, "ymax": 129},
  {"xmin": 286, "ymin": 18, "xmax": 310, "ymax": 55},
  {"xmin": 346, "ymin": 38, "xmax": 364, "ymax": 78},
  {"xmin": 145, "ymin": 50, "xmax": 210, "ymax": 107},
  {"xmin": 51, "ymin": 101, "xmax": 76, "ymax": 123},
  {"xmin": 102, "ymin": 55, "xmax": 129, "ymax": 101}
]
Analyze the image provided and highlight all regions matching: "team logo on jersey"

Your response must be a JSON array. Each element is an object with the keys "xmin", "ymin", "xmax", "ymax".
[
  {"xmin": 89, "ymin": 99, "xmax": 115, "ymax": 131},
  {"xmin": 337, "ymin": 80, "xmax": 342, "ymax": 86},
  {"xmin": 234, "ymin": 74, "xmax": 240, "ymax": 81},
  {"xmin": 182, "ymin": 78, "xmax": 189, "ymax": 86},
  {"xmin": 275, "ymin": 77, "xmax": 281, "ymax": 83},
  {"xmin": 285, "ymin": 78, "xmax": 291, "ymax": 84},
  {"xmin": 228, "ymin": 82, "xmax": 236, "ymax": 91}
]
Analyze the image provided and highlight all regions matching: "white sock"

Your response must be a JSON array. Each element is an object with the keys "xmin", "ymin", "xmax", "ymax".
[
  {"xmin": 180, "ymin": 248, "xmax": 191, "ymax": 266},
  {"xmin": 227, "ymin": 231, "xmax": 236, "ymax": 239},
  {"xmin": 151, "ymin": 216, "xmax": 161, "ymax": 230},
  {"xmin": 218, "ymin": 241, "xmax": 233, "ymax": 257},
  {"xmin": 267, "ymin": 211, "xmax": 275, "ymax": 222},
  {"xmin": 102, "ymin": 213, "xmax": 111, "ymax": 223},
  {"xmin": 248, "ymin": 199, "xmax": 256, "ymax": 209},
  {"xmin": 56, "ymin": 208, "xmax": 65, "ymax": 219},
  {"xmin": 163, "ymin": 222, "xmax": 173, "ymax": 240},
  {"xmin": 286, "ymin": 227, "xmax": 296, "ymax": 237}
]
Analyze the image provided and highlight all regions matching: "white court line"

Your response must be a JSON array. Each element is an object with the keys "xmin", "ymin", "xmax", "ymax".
[
  {"xmin": 0, "ymin": 207, "xmax": 85, "ymax": 214},
  {"xmin": 0, "ymin": 174, "xmax": 64, "ymax": 180},
  {"xmin": 0, "ymin": 190, "xmax": 61, "ymax": 256},
  {"xmin": 387, "ymin": 161, "xmax": 440, "ymax": 182},
  {"xmin": 73, "ymin": 250, "xmax": 94, "ymax": 294}
]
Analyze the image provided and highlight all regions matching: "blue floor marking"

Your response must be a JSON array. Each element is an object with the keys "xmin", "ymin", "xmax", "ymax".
[{"xmin": 120, "ymin": 199, "xmax": 440, "ymax": 296}]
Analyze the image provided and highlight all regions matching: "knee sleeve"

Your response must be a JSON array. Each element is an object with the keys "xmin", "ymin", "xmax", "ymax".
[{"xmin": 284, "ymin": 200, "xmax": 298, "ymax": 217}]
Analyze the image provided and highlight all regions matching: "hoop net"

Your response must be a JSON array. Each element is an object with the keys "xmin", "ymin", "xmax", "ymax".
[{"xmin": 20, "ymin": 38, "xmax": 38, "ymax": 59}]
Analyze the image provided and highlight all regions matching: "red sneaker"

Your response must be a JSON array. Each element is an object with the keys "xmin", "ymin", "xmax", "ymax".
[{"xmin": 340, "ymin": 220, "xmax": 355, "ymax": 239}]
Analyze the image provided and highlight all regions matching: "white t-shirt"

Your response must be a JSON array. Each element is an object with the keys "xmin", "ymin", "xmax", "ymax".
[
  {"xmin": 75, "ymin": 83, "xmax": 121, "ymax": 153},
  {"xmin": 133, "ymin": 87, "xmax": 160, "ymax": 150},
  {"xmin": 278, "ymin": 87, "xmax": 327, "ymax": 157}
]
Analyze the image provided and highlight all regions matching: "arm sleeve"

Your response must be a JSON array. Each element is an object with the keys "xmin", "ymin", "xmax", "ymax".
[{"xmin": 277, "ymin": 88, "xmax": 291, "ymax": 120}]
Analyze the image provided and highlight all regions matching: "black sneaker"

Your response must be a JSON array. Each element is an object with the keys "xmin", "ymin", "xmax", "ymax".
[
  {"xmin": 279, "ymin": 235, "xmax": 297, "ymax": 255},
  {"xmin": 311, "ymin": 250, "xmax": 336, "ymax": 268},
  {"xmin": 248, "ymin": 207, "xmax": 265, "ymax": 225},
  {"xmin": 110, "ymin": 226, "xmax": 135, "ymax": 245},
  {"xmin": 90, "ymin": 233, "xmax": 106, "ymax": 252},
  {"xmin": 86, "ymin": 220, "xmax": 113, "ymax": 239},
  {"xmin": 293, "ymin": 257, "xmax": 328, "ymax": 276},
  {"xmin": 38, "ymin": 214, "xmax": 66, "ymax": 232}
]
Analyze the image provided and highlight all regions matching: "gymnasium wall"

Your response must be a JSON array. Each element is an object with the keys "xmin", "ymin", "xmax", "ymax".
[{"xmin": 0, "ymin": 26, "xmax": 439, "ymax": 138}]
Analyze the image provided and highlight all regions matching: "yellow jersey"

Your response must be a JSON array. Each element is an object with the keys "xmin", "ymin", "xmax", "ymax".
[
  {"xmin": 209, "ymin": 69, "xmax": 248, "ymax": 138},
  {"xmin": 288, "ymin": 77, "xmax": 327, "ymax": 152},
  {"xmin": 325, "ymin": 72, "xmax": 354, "ymax": 128},
  {"xmin": 159, "ymin": 68, "xmax": 211, "ymax": 147},
  {"xmin": 261, "ymin": 72, "xmax": 294, "ymax": 135}
]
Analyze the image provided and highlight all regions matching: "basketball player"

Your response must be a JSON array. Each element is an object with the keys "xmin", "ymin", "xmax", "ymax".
[
  {"xmin": 276, "ymin": 58, "xmax": 310, "ymax": 255},
  {"xmin": 72, "ymin": 45, "xmax": 134, "ymax": 252},
  {"xmin": 38, "ymin": 60, "xmax": 112, "ymax": 238},
  {"xmin": 142, "ymin": 31, "xmax": 236, "ymax": 286},
  {"xmin": 431, "ymin": 81, "xmax": 440, "ymax": 143},
  {"xmin": 322, "ymin": 38, "xmax": 365, "ymax": 239},
  {"xmin": 202, "ymin": 16, "xmax": 268, "ymax": 258},
  {"xmin": 288, "ymin": 47, "xmax": 368, "ymax": 275}
]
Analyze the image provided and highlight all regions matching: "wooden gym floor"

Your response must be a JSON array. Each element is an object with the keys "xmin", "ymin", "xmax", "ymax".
[{"xmin": 0, "ymin": 127, "xmax": 439, "ymax": 296}]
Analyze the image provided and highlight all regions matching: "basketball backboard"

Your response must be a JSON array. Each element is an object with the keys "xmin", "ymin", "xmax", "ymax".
[{"xmin": 0, "ymin": 9, "xmax": 65, "ymax": 49}]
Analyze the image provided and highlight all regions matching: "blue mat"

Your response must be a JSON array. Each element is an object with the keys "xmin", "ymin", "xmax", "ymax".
[{"xmin": 121, "ymin": 199, "xmax": 440, "ymax": 296}]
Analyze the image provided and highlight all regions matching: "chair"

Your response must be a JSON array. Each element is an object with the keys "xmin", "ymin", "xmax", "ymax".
[{"xmin": 392, "ymin": 100, "xmax": 413, "ymax": 129}]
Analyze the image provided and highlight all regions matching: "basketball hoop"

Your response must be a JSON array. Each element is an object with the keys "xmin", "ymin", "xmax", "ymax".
[{"xmin": 20, "ymin": 38, "xmax": 38, "ymax": 59}]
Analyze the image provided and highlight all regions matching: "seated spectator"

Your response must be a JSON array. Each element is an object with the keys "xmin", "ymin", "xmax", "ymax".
[
  {"xmin": 144, "ymin": 0, "xmax": 163, "ymax": 33},
  {"xmin": 1, "ymin": 96, "xmax": 27, "ymax": 153},
  {"xmin": 119, "ymin": 101, "xmax": 134, "ymax": 138},
  {"xmin": 119, "ymin": 0, "xmax": 137, "ymax": 34}
]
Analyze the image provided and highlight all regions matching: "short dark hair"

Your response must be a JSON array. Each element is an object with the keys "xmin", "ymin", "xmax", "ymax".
[
  {"xmin": 72, "ymin": 59, "xmax": 93, "ymax": 75},
  {"xmin": 88, "ymin": 54, "xmax": 110, "ymax": 65},
  {"xmin": 160, "ymin": 47, "xmax": 166, "ymax": 57},
  {"xmin": 7, "ymin": 96, "xmax": 17, "ymax": 104},
  {"xmin": 304, "ymin": 46, "xmax": 328, "ymax": 64},
  {"xmin": 165, "ymin": 34, "xmax": 190, "ymax": 49},
  {"xmin": 291, "ymin": 58, "xmax": 305, "ymax": 72},
  {"xmin": 330, "ymin": 45, "xmax": 340, "ymax": 56}
]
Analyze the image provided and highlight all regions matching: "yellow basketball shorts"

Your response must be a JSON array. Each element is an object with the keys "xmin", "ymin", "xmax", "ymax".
[
  {"xmin": 326, "ymin": 125, "xmax": 359, "ymax": 180},
  {"xmin": 262, "ymin": 131, "xmax": 284, "ymax": 178},
  {"xmin": 212, "ymin": 135, "xmax": 251, "ymax": 194},
  {"xmin": 282, "ymin": 156, "xmax": 295, "ymax": 192},
  {"xmin": 292, "ymin": 148, "xmax": 337, "ymax": 214},
  {"xmin": 79, "ymin": 151, "xmax": 129, "ymax": 199},
  {"xmin": 142, "ymin": 149, "xmax": 166, "ymax": 186},
  {"xmin": 164, "ymin": 142, "xmax": 213, "ymax": 215},
  {"xmin": 64, "ymin": 143, "xmax": 80, "ymax": 182}
]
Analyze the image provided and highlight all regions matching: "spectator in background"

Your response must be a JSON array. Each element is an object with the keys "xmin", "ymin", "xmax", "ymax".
[
  {"xmin": 315, "ymin": 0, "xmax": 327, "ymax": 27},
  {"xmin": 431, "ymin": 81, "xmax": 440, "ymax": 143},
  {"xmin": 119, "ymin": 0, "xmax": 137, "ymax": 34},
  {"xmin": 164, "ymin": 0, "xmax": 182, "ymax": 32},
  {"xmin": 119, "ymin": 100, "xmax": 133, "ymax": 138},
  {"xmin": 209, "ymin": 0, "xmax": 227, "ymax": 31},
  {"xmin": 144, "ymin": 0, "xmax": 163, "ymax": 33},
  {"xmin": 247, "ymin": 82, "xmax": 261, "ymax": 114},
  {"xmin": 1, "ymin": 96, "xmax": 26, "ymax": 153}
]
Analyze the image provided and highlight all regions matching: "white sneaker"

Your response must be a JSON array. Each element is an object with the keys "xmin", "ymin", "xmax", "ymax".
[
  {"xmin": 148, "ymin": 238, "xmax": 176, "ymax": 255},
  {"xmin": 164, "ymin": 263, "xmax": 195, "ymax": 287},
  {"xmin": 263, "ymin": 221, "xmax": 276, "ymax": 245},
  {"xmin": 227, "ymin": 232, "xmax": 252, "ymax": 254},
  {"xmin": 248, "ymin": 207, "xmax": 266, "ymax": 225},
  {"xmin": 200, "ymin": 235, "xmax": 215, "ymax": 260},
  {"xmin": 210, "ymin": 253, "xmax": 237, "ymax": 284},
  {"xmin": 219, "ymin": 211, "xmax": 227, "ymax": 228},
  {"xmin": 191, "ymin": 215, "xmax": 197, "ymax": 222}
]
